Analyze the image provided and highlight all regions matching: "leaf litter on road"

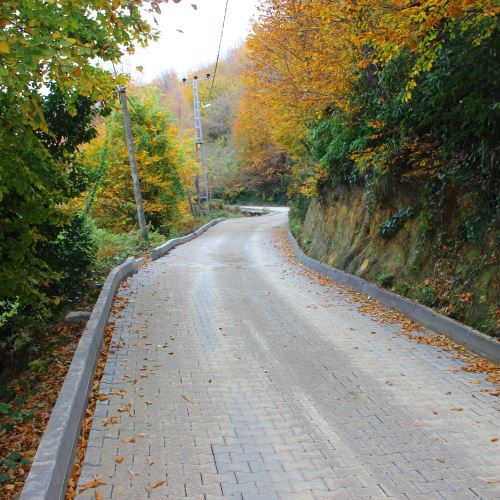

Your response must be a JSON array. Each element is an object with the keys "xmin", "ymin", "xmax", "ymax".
[
  {"xmin": 274, "ymin": 227, "xmax": 500, "ymax": 390},
  {"xmin": 145, "ymin": 480, "xmax": 166, "ymax": 492}
]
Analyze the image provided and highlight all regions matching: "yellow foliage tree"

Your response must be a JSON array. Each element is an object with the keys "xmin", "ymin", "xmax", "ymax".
[{"xmin": 82, "ymin": 90, "xmax": 189, "ymax": 234}]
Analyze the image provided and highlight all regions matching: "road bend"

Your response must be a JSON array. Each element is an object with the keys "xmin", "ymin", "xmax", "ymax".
[{"xmin": 76, "ymin": 212, "xmax": 499, "ymax": 500}]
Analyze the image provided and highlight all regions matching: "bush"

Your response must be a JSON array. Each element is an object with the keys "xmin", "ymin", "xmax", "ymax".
[
  {"xmin": 40, "ymin": 215, "xmax": 97, "ymax": 302},
  {"xmin": 92, "ymin": 228, "xmax": 164, "ymax": 282},
  {"xmin": 377, "ymin": 273, "xmax": 395, "ymax": 288},
  {"xmin": 377, "ymin": 207, "xmax": 415, "ymax": 239}
]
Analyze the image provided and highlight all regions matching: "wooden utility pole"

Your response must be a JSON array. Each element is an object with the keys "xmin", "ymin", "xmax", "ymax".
[{"xmin": 118, "ymin": 86, "xmax": 148, "ymax": 241}]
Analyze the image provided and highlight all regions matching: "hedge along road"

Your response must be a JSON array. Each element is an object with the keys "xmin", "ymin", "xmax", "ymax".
[{"xmin": 75, "ymin": 212, "xmax": 499, "ymax": 499}]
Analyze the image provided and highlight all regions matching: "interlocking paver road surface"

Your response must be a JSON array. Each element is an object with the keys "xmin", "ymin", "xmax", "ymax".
[{"xmin": 76, "ymin": 212, "xmax": 500, "ymax": 499}]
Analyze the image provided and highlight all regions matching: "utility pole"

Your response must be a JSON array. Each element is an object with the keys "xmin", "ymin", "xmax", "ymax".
[
  {"xmin": 183, "ymin": 74, "xmax": 210, "ymax": 216},
  {"xmin": 118, "ymin": 86, "xmax": 148, "ymax": 241}
]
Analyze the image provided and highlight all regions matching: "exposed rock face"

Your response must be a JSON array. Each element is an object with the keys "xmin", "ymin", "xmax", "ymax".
[
  {"xmin": 303, "ymin": 185, "xmax": 420, "ymax": 278},
  {"xmin": 301, "ymin": 184, "xmax": 498, "ymax": 332}
]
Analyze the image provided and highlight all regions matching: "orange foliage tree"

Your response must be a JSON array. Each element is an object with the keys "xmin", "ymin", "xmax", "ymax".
[{"xmin": 240, "ymin": 0, "xmax": 498, "ymax": 149}]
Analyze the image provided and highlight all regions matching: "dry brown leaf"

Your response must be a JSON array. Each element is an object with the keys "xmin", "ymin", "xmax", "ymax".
[
  {"xmin": 182, "ymin": 395, "xmax": 193, "ymax": 404},
  {"xmin": 115, "ymin": 455, "xmax": 124, "ymax": 463},
  {"xmin": 79, "ymin": 479, "xmax": 105, "ymax": 492},
  {"xmin": 145, "ymin": 480, "xmax": 166, "ymax": 492},
  {"xmin": 95, "ymin": 490, "xmax": 103, "ymax": 500},
  {"xmin": 124, "ymin": 437, "xmax": 136, "ymax": 443},
  {"xmin": 485, "ymin": 479, "xmax": 500, "ymax": 484},
  {"xmin": 492, "ymin": 437, "xmax": 499, "ymax": 442},
  {"xmin": 147, "ymin": 456, "xmax": 154, "ymax": 466},
  {"xmin": 102, "ymin": 416, "xmax": 118, "ymax": 426},
  {"xmin": 96, "ymin": 393, "xmax": 109, "ymax": 401},
  {"xmin": 450, "ymin": 407, "xmax": 464, "ymax": 411},
  {"xmin": 135, "ymin": 433, "xmax": 147, "ymax": 437},
  {"xmin": 468, "ymin": 380, "xmax": 481, "ymax": 384},
  {"xmin": 128, "ymin": 469, "xmax": 140, "ymax": 476}
]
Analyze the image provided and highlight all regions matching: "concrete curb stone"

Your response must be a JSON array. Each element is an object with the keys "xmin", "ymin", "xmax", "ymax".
[
  {"xmin": 152, "ymin": 217, "xmax": 226, "ymax": 261},
  {"xmin": 288, "ymin": 228, "xmax": 500, "ymax": 364},
  {"xmin": 20, "ymin": 257, "xmax": 139, "ymax": 500}
]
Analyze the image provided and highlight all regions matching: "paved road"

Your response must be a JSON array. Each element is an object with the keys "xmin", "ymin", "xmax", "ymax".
[{"xmin": 77, "ymin": 213, "xmax": 500, "ymax": 499}]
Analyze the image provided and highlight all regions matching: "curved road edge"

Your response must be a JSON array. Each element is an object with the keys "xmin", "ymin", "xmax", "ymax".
[{"xmin": 288, "ymin": 227, "xmax": 500, "ymax": 365}]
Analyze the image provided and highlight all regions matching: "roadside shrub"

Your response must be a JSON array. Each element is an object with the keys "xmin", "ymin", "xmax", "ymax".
[
  {"xmin": 39, "ymin": 214, "xmax": 97, "ymax": 302},
  {"xmin": 377, "ymin": 273, "xmax": 395, "ymax": 288}
]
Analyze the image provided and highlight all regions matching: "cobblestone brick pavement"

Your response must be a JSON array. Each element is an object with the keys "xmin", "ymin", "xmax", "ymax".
[{"xmin": 76, "ymin": 213, "xmax": 500, "ymax": 499}]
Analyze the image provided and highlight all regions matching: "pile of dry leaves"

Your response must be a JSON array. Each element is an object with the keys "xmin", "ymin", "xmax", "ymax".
[{"xmin": 0, "ymin": 323, "xmax": 84, "ymax": 498}]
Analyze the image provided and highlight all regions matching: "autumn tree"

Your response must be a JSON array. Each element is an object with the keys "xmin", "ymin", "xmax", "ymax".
[{"xmin": 83, "ymin": 91, "xmax": 187, "ymax": 234}]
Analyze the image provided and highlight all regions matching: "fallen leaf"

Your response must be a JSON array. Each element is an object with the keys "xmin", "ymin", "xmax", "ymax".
[
  {"xmin": 135, "ymin": 433, "xmax": 147, "ymax": 437},
  {"xmin": 128, "ymin": 469, "xmax": 140, "ymax": 476},
  {"xmin": 146, "ymin": 480, "xmax": 166, "ymax": 492},
  {"xmin": 469, "ymin": 380, "xmax": 481, "ymax": 384},
  {"xmin": 485, "ymin": 479, "xmax": 500, "ymax": 484},
  {"xmin": 95, "ymin": 490, "xmax": 104, "ymax": 500},
  {"xmin": 79, "ymin": 479, "xmax": 105, "ymax": 492},
  {"xmin": 492, "ymin": 437, "xmax": 498, "ymax": 442},
  {"xmin": 450, "ymin": 407, "xmax": 464, "ymax": 411},
  {"xmin": 124, "ymin": 437, "xmax": 136, "ymax": 443},
  {"xmin": 96, "ymin": 393, "xmax": 109, "ymax": 401},
  {"xmin": 115, "ymin": 456, "xmax": 124, "ymax": 463},
  {"xmin": 147, "ymin": 456, "xmax": 154, "ymax": 466},
  {"xmin": 490, "ymin": 387, "xmax": 500, "ymax": 397},
  {"xmin": 182, "ymin": 395, "xmax": 193, "ymax": 404}
]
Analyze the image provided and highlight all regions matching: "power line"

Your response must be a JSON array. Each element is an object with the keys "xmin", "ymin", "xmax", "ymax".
[{"xmin": 208, "ymin": 0, "xmax": 229, "ymax": 102}]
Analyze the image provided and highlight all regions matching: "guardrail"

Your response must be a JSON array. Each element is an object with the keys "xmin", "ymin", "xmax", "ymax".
[{"xmin": 288, "ymin": 228, "xmax": 500, "ymax": 365}]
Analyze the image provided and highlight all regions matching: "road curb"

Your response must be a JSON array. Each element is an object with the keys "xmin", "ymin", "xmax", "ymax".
[
  {"xmin": 288, "ymin": 228, "xmax": 500, "ymax": 364},
  {"xmin": 20, "ymin": 257, "xmax": 140, "ymax": 500},
  {"xmin": 152, "ymin": 218, "xmax": 226, "ymax": 260}
]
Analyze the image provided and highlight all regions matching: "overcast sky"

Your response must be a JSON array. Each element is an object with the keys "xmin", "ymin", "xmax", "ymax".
[{"xmin": 125, "ymin": 0, "xmax": 260, "ymax": 82}]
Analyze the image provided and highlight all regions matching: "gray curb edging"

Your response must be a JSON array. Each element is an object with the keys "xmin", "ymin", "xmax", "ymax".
[
  {"xmin": 151, "ymin": 218, "xmax": 225, "ymax": 261},
  {"xmin": 20, "ymin": 257, "xmax": 140, "ymax": 500},
  {"xmin": 288, "ymin": 228, "xmax": 500, "ymax": 364}
]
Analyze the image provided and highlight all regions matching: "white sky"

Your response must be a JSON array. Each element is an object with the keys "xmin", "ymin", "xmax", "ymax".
[{"xmin": 126, "ymin": 0, "xmax": 260, "ymax": 82}]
